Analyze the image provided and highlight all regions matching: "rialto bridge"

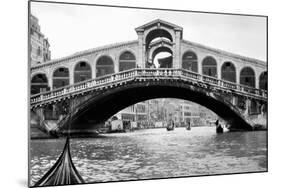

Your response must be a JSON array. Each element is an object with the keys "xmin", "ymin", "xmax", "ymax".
[{"xmin": 30, "ymin": 19, "xmax": 267, "ymax": 135}]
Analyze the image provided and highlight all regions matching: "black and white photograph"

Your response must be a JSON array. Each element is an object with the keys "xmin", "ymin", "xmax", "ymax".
[{"xmin": 28, "ymin": 0, "xmax": 268, "ymax": 187}]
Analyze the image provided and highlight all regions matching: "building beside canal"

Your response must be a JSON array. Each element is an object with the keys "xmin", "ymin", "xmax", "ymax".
[
  {"xmin": 30, "ymin": 14, "xmax": 51, "ymax": 67},
  {"xmin": 30, "ymin": 14, "xmax": 52, "ymax": 95},
  {"xmin": 114, "ymin": 101, "xmax": 149, "ymax": 123},
  {"xmin": 164, "ymin": 99, "xmax": 200, "ymax": 127}
]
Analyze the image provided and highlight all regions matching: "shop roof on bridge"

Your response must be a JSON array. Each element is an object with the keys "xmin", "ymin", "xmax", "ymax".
[{"xmin": 135, "ymin": 19, "xmax": 183, "ymax": 32}]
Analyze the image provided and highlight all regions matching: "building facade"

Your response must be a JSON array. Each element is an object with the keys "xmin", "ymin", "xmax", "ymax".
[
  {"xmin": 30, "ymin": 14, "xmax": 51, "ymax": 67},
  {"xmin": 114, "ymin": 101, "xmax": 148, "ymax": 123}
]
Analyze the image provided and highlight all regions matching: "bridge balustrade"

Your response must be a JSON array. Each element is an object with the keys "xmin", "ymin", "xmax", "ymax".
[
  {"xmin": 220, "ymin": 80, "xmax": 237, "ymax": 90},
  {"xmin": 181, "ymin": 69, "xmax": 201, "ymax": 80},
  {"xmin": 30, "ymin": 68, "xmax": 267, "ymax": 106},
  {"xmin": 202, "ymin": 75, "xmax": 219, "ymax": 85}
]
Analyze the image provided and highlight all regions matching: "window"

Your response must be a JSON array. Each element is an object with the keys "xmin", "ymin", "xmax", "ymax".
[
  {"xmin": 119, "ymin": 51, "xmax": 136, "ymax": 71},
  {"xmin": 37, "ymin": 47, "xmax": 42, "ymax": 56},
  {"xmin": 221, "ymin": 61, "xmax": 236, "ymax": 83},
  {"xmin": 182, "ymin": 51, "xmax": 198, "ymax": 72},
  {"xmin": 240, "ymin": 67, "xmax": 255, "ymax": 87},
  {"xmin": 202, "ymin": 56, "xmax": 217, "ymax": 77},
  {"xmin": 80, "ymin": 62, "xmax": 86, "ymax": 67}
]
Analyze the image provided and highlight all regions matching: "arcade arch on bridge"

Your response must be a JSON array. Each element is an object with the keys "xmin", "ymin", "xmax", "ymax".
[
  {"xmin": 145, "ymin": 29, "xmax": 174, "ymax": 68},
  {"xmin": 53, "ymin": 67, "xmax": 69, "ymax": 89},
  {"xmin": 152, "ymin": 46, "xmax": 173, "ymax": 68},
  {"xmin": 182, "ymin": 51, "xmax": 198, "ymax": 72},
  {"xmin": 240, "ymin": 67, "xmax": 255, "ymax": 88},
  {"xmin": 202, "ymin": 56, "xmax": 217, "ymax": 77},
  {"xmin": 145, "ymin": 29, "xmax": 173, "ymax": 50},
  {"xmin": 221, "ymin": 61, "xmax": 236, "ymax": 83},
  {"xmin": 259, "ymin": 71, "xmax": 267, "ymax": 90},
  {"xmin": 96, "ymin": 56, "xmax": 114, "ymax": 77},
  {"xmin": 119, "ymin": 51, "xmax": 136, "ymax": 72},
  {"xmin": 74, "ymin": 61, "xmax": 92, "ymax": 83},
  {"xmin": 147, "ymin": 39, "xmax": 174, "ymax": 68},
  {"xmin": 31, "ymin": 73, "xmax": 49, "ymax": 95}
]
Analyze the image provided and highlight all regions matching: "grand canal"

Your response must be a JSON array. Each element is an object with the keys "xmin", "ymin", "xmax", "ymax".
[{"xmin": 30, "ymin": 127, "xmax": 267, "ymax": 185}]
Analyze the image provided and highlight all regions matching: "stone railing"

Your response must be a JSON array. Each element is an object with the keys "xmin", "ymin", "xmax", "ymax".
[{"xmin": 30, "ymin": 68, "xmax": 267, "ymax": 106}]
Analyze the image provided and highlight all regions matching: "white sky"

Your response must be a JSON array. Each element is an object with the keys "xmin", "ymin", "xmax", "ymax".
[{"xmin": 30, "ymin": 2, "xmax": 267, "ymax": 61}]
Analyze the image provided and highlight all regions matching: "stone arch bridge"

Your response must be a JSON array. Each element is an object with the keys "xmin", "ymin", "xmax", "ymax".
[{"xmin": 30, "ymin": 19, "xmax": 267, "ymax": 135}]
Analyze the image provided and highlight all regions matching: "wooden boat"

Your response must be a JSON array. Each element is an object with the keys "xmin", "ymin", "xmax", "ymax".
[
  {"xmin": 166, "ymin": 120, "xmax": 175, "ymax": 131},
  {"xmin": 186, "ymin": 122, "xmax": 191, "ymax": 131},
  {"xmin": 166, "ymin": 126, "xmax": 174, "ymax": 131},
  {"xmin": 216, "ymin": 125, "xmax": 224, "ymax": 133},
  {"xmin": 34, "ymin": 137, "xmax": 85, "ymax": 186}
]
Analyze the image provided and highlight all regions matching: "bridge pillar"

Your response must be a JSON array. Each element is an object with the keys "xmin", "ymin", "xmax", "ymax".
[
  {"xmin": 48, "ymin": 76, "xmax": 53, "ymax": 90},
  {"xmin": 69, "ymin": 67, "xmax": 74, "ymax": 85},
  {"xmin": 173, "ymin": 30, "xmax": 181, "ymax": 69},
  {"xmin": 91, "ymin": 63, "xmax": 96, "ymax": 79},
  {"xmin": 245, "ymin": 98, "xmax": 251, "ymax": 115},
  {"xmin": 217, "ymin": 58, "xmax": 222, "ymax": 80},
  {"xmin": 255, "ymin": 73, "xmax": 259, "ymax": 89},
  {"xmin": 137, "ymin": 31, "xmax": 145, "ymax": 68},
  {"xmin": 114, "ymin": 59, "xmax": 118, "ymax": 73},
  {"xmin": 235, "ymin": 67, "xmax": 240, "ymax": 84},
  {"xmin": 47, "ymin": 71, "xmax": 53, "ymax": 90},
  {"xmin": 231, "ymin": 95, "xmax": 237, "ymax": 106}
]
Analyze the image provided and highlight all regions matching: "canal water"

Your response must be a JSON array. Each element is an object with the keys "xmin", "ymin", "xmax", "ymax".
[{"xmin": 30, "ymin": 127, "xmax": 267, "ymax": 185}]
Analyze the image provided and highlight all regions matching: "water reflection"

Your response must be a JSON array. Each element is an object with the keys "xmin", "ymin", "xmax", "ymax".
[{"xmin": 30, "ymin": 127, "xmax": 267, "ymax": 185}]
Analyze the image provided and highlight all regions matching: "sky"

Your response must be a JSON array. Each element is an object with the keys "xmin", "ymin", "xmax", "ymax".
[{"xmin": 30, "ymin": 1, "xmax": 267, "ymax": 61}]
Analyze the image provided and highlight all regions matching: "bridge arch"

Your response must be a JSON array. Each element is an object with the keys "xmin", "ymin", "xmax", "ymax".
[
  {"xmin": 240, "ymin": 67, "xmax": 255, "ymax": 88},
  {"xmin": 145, "ymin": 28, "xmax": 173, "ymax": 50},
  {"xmin": 31, "ymin": 73, "xmax": 49, "ymax": 95},
  {"xmin": 259, "ymin": 71, "xmax": 267, "ymax": 90},
  {"xmin": 60, "ymin": 79, "xmax": 253, "ymax": 132},
  {"xmin": 74, "ymin": 61, "xmax": 92, "ymax": 83},
  {"xmin": 151, "ymin": 46, "xmax": 173, "ymax": 68},
  {"xmin": 147, "ymin": 39, "xmax": 174, "ymax": 67},
  {"xmin": 118, "ymin": 50, "xmax": 136, "ymax": 72},
  {"xmin": 95, "ymin": 55, "xmax": 115, "ymax": 78},
  {"xmin": 221, "ymin": 61, "xmax": 236, "ymax": 83},
  {"xmin": 52, "ymin": 67, "xmax": 70, "ymax": 89},
  {"xmin": 202, "ymin": 56, "xmax": 217, "ymax": 77},
  {"xmin": 182, "ymin": 50, "xmax": 198, "ymax": 72}
]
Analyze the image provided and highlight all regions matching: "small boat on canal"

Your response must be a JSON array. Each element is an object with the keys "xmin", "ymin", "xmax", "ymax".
[
  {"xmin": 166, "ymin": 119, "xmax": 175, "ymax": 131},
  {"xmin": 215, "ymin": 119, "xmax": 224, "ymax": 133},
  {"xmin": 186, "ymin": 122, "xmax": 191, "ymax": 131},
  {"xmin": 216, "ymin": 125, "xmax": 224, "ymax": 133}
]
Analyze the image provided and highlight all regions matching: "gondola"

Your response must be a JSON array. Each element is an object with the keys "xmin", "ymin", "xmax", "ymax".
[
  {"xmin": 186, "ymin": 122, "xmax": 191, "ymax": 131},
  {"xmin": 166, "ymin": 120, "xmax": 175, "ymax": 131},
  {"xmin": 216, "ymin": 125, "xmax": 224, "ymax": 133},
  {"xmin": 34, "ymin": 137, "xmax": 85, "ymax": 186},
  {"xmin": 166, "ymin": 126, "xmax": 174, "ymax": 131}
]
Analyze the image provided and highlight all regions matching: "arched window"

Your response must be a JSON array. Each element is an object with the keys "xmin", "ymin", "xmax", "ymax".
[
  {"xmin": 259, "ymin": 71, "xmax": 267, "ymax": 90},
  {"xmin": 96, "ymin": 56, "xmax": 114, "ymax": 77},
  {"xmin": 74, "ymin": 61, "xmax": 92, "ymax": 83},
  {"xmin": 221, "ymin": 61, "xmax": 236, "ymax": 83},
  {"xmin": 119, "ymin": 51, "xmax": 136, "ymax": 71},
  {"xmin": 53, "ymin": 67, "xmax": 69, "ymax": 89},
  {"xmin": 31, "ymin": 73, "xmax": 49, "ymax": 95},
  {"xmin": 182, "ymin": 51, "xmax": 198, "ymax": 72},
  {"xmin": 202, "ymin": 56, "xmax": 217, "ymax": 77},
  {"xmin": 240, "ymin": 67, "xmax": 255, "ymax": 88}
]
